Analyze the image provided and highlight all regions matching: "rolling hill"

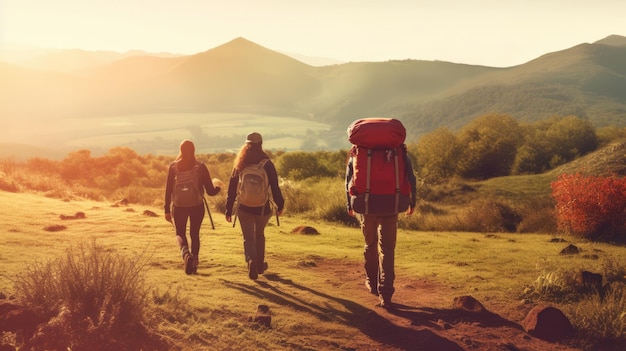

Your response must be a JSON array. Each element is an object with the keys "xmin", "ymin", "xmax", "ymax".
[{"xmin": 1, "ymin": 35, "xmax": 625, "ymax": 154}]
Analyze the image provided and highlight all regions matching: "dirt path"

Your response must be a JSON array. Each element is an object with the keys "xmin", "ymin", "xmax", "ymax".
[{"xmin": 308, "ymin": 257, "xmax": 582, "ymax": 351}]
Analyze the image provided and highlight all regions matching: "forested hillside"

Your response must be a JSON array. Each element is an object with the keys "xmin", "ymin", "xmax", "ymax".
[{"xmin": 1, "ymin": 35, "xmax": 625, "ymax": 154}]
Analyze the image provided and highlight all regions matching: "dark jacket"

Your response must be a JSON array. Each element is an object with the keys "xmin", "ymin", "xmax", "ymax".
[
  {"xmin": 225, "ymin": 158, "xmax": 285, "ymax": 216},
  {"xmin": 164, "ymin": 161, "xmax": 220, "ymax": 214}
]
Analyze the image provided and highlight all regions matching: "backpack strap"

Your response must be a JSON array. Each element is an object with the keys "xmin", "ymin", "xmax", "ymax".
[
  {"xmin": 365, "ymin": 149, "xmax": 372, "ymax": 214},
  {"xmin": 392, "ymin": 148, "xmax": 400, "ymax": 213},
  {"xmin": 260, "ymin": 158, "xmax": 271, "ymax": 216}
]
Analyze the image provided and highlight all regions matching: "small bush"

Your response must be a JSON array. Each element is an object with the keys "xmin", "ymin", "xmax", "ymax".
[
  {"xmin": 12, "ymin": 240, "xmax": 166, "ymax": 350},
  {"xmin": 458, "ymin": 198, "xmax": 522, "ymax": 233},
  {"xmin": 564, "ymin": 283, "xmax": 626, "ymax": 350},
  {"xmin": 0, "ymin": 174, "xmax": 20, "ymax": 192},
  {"xmin": 279, "ymin": 179, "xmax": 311, "ymax": 213},
  {"xmin": 522, "ymin": 268, "xmax": 579, "ymax": 302},
  {"xmin": 552, "ymin": 173, "xmax": 626, "ymax": 242},
  {"xmin": 516, "ymin": 198, "xmax": 558, "ymax": 234}
]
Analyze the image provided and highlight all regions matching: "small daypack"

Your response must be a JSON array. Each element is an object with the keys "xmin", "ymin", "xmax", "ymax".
[
  {"xmin": 347, "ymin": 118, "xmax": 411, "ymax": 215},
  {"xmin": 172, "ymin": 162, "xmax": 204, "ymax": 207},
  {"xmin": 237, "ymin": 159, "xmax": 270, "ymax": 207}
]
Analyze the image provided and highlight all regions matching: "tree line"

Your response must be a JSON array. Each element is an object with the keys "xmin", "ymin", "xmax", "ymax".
[{"xmin": 410, "ymin": 114, "xmax": 626, "ymax": 183}]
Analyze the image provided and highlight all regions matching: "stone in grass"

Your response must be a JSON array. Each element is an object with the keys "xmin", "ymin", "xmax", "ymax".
[
  {"xmin": 252, "ymin": 304, "xmax": 271, "ymax": 328},
  {"xmin": 290, "ymin": 225, "xmax": 320, "ymax": 235},
  {"xmin": 453, "ymin": 295, "xmax": 487, "ymax": 313},
  {"xmin": 560, "ymin": 244, "xmax": 581, "ymax": 255},
  {"xmin": 523, "ymin": 305, "xmax": 574, "ymax": 342},
  {"xmin": 44, "ymin": 224, "xmax": 66, "ymax": 232}
]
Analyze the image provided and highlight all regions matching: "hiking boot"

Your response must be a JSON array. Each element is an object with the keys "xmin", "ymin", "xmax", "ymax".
[
  {"xmin": 258, "ymin": 261, "xmax": 268, "ymax": 275},
  {"xmin": 248, "ymin": 259, "xmax": 258, "ymax": 280},
  {"xmin": 365, "ymin": 280, "xmax": 378, "ymax": 295},
  {"xmin": 183, "ymin": 252, "xmax": 194, "ymax": 275},
  {"xmin": 192, "ymin": 256, "xmax": 199, "ymax": 274},
  {"xmin": 379, "ymin": 296, "xmax": 394, "ymax": 310}
]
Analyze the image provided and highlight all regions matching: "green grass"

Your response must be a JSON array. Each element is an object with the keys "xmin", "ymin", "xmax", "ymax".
[
  {"xmin": 1, "ymin": 190, "xmax": 625, "ymax": 350},
  {"xmin": 6, "ymin": 113, "xmax": 332, "ymax": 156}
]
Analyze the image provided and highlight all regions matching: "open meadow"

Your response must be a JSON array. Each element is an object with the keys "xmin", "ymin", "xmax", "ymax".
[
  {"xmin": 2, "ymin": 113, "xmax": 333, "ymax": 158},
  {"xmin": 1, "ymin": 190, "xmax": 624, "ymax": 350}
]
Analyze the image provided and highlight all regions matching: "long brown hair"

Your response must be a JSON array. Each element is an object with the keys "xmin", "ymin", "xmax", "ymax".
[
  {"xmin": 233, "ymin": 142, "xmax": 268, "ymax": 174},
  {"xmin": 175, "ymin": 139, "xmax": 197, "ymax": 171}
]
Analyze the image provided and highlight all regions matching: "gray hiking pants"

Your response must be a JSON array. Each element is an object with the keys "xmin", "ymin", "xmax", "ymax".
[{"xmin": 237, "ymin": 209, "xmax": 272, "ymax": 269}]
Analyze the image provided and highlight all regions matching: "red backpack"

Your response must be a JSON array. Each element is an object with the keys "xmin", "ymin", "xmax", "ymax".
[{"xmin": 347, "ymin": 118, "xmax": 411, "ymax": 215}]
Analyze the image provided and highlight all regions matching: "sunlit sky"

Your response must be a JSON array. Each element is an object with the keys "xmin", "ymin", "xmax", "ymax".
[{"xmin": 1, "ymin": 0, "xmax": 625, "ymax": 67}]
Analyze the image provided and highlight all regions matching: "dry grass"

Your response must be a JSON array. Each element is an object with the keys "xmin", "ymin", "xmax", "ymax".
[{"xmin": 1, "ymin": 190, "xmax": 625, "ymax": 350}]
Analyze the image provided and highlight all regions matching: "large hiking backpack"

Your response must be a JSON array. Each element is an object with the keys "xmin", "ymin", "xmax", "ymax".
[
  {"xmin": 347, "ymin": 118, "xmax": 411, "ymax": 215},
  {"xmin": 237, "ymin": 159, "xmax": 270, "ymax": 207},
  {"xmin": 173, "ymin": 162, "xmax": 204, "ymax": 207}
]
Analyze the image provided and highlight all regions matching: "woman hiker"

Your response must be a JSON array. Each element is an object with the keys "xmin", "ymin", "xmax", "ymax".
[
  {"xmin": 225, "ymin": 132, "xmax": 285, "ymax": 280},
  {"xmin": 164, "ymin": 139, "xmax": 221, "ymax": 275}
]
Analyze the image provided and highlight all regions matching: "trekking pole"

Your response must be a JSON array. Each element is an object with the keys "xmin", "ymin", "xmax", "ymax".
[
  {"xmin": 203, "ymin": 197, "xmax": 215, "ymax": 230},
  {"xmin": 271, "ymin": 201, "xmax": 279, "ymax": 226},
  {"xmin": 232, "ymin": 202, "xmax": 238, "ymax": 228}
]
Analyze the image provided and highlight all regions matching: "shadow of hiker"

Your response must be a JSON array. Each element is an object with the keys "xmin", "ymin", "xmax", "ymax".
[
  {"xmin": 222, "ymin": 273, "xmax": 463, "ymax": 351},
  {"xmin": 389, "ymin": 303, "xmax": 523, "ymax": 331}
]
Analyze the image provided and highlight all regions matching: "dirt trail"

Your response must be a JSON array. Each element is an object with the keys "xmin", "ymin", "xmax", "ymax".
[{"xmin": 308, "ymin": 258, "xmax": 582, "ymax": 351}]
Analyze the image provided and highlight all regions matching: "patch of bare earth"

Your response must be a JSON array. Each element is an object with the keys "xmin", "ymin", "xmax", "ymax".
[{"xmin": 312, "ymin": 257, "xmax": 581, "ymax": 351}]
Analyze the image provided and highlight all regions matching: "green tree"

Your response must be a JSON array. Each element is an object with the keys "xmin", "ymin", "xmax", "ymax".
[
  {"xmin": 60, "ymin": 149, "xmax": 95, "ymax": 185},
  {"xmin": 513, "ymin": 116, "xmax": 598, "ymax": 174},
  {"xmin": 415, "ymin": 127, "xmax": 461, "ymax": 182},
  {"xmin": 544, "ymin": 115, "xmax": 597, "ymax": 167},
  {"xmin": 276, "ymin": 152, "xmax": 329, "ymax": 180},
  {"xmin": 457, "ymin": 114, "xmax": 523, "ymax": 179}
]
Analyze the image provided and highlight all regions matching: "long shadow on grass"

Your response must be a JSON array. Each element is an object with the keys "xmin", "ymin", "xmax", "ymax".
[
  {"xmin": 222, "ymin": 274, "xmax": 463, "ymax": 351},
  {"xmin": 389, "ymin": 303, "xmax": 523, "ymax": 330}
]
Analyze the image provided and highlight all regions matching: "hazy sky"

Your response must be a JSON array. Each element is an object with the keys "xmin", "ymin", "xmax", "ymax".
[{"xmin": 1, "ymin": 0, "xmax": 625, "ymax": 67}]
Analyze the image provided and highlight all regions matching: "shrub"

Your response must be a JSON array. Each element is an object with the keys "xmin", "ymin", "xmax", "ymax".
[
  {"xmin": 12, "ymin": 240, "xmax": 166, "ymax": 350},
  {"xmin": 0, "ymin": 173, "xmax": 19, "ymax": 192},
  {"xmin": 516, "ymin": 198, "xmax": 558, "ymax": 234},
  {"xmin": 458, "ymin": 198, "xmax": 522, "ymax": 233},
  {"xmin": 552, "ymin": 173, "xmax": 626, "ymax": 242},
  {"xmin": 522, "ymin": 268, "xmax": 578, "ymax": 302},
  {"xmin": 564, "ymin": 283, "xmax": 626, "ymax": 350}
]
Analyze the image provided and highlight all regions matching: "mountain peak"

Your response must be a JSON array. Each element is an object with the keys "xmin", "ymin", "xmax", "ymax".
[{"xmin": 594, "ymin": 35, "xmax": 626, "ymax": 47}]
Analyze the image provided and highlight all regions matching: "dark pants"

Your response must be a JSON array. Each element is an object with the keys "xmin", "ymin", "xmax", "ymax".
[
  {"xmin": 172, "ymin": 204, "xmax": 205, "ymax": 259},
  {"xmin": 237, "ymin": 208, "xmax": 272, "ymax": 270},
  {"xmin": 359, "ymin": 213, "xmax": 398, "ymax": 300}
]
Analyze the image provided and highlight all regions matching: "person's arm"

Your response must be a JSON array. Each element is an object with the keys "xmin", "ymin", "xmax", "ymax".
[
  {"xmin": 405, "ymin": 153, "xmax": 417, "ymax": 215},
  {"xmin": 265, "ymin": 160, "xmax": 284, "ymax": 214},
  {"xmin": 345, "ymin": 157, "xmax": 354, "ymax": 214},
  {"xmin": 199, "ymin": 163, "xmax": 220, "ymax": 196},
  {"xmin": 224, "ymin": 169, "xmax": 239, "ymax": 218},
  {"xmin": 164, "ymin": 164, "xmax": 175, "ymax": 221}
]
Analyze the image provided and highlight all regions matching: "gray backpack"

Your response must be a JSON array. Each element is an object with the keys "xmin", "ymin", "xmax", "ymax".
[{"xmin": 173, "ymin": 163, "xmax": 203, "ymax": 207}]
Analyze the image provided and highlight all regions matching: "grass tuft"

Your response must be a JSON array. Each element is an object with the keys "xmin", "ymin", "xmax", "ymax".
[{"xmin": 12, "ymin": 239, "xmax": 168, "ymax": 351}]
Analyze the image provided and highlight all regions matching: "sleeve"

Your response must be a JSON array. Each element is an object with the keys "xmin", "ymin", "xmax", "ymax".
[
  {"xmin": 405, "ymin": 156, "xmax": 418, "ymax": 208},
  {"xmin": 199, "ymin": 163, "xmax": 220, "ymax": 196},
  {"xmin": 164, "ymin": 164, "xmax": 175, "ymax": 214},
  {"xmin": 264, "ymin": 160, "xmax": 285, "ymax": 212},
  {"xmin": 225, "ymin": 169, "xmax": 239, "ymax": 216},
  {"xmin": 345, "ymin": 157, "xmax": 354, "ymax": 211}
]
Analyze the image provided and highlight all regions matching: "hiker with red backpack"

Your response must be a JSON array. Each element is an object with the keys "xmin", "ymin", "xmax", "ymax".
[
  {"xmin": 345, "ymin": 118, "xmax": 417, "ymax": 310},
  {"xmin": 164, "ymin": 140, "xmax": 221, "ymax": 275},
  {"xmin": 225, "ymin": 132, "xmax": 285, "ymax": 280}
]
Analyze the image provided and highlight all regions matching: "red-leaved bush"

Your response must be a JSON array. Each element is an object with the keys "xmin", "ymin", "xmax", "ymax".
[{"xmin": 551, "ymin": 173, "xmax": 626, "ymax": 242}]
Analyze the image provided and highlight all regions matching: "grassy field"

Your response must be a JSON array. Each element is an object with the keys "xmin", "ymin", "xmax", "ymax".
[
  {"xmin": 4, "ymin": 113, "xmax": 332, "ymax": 156},
  {"xmin": 2, "ymin": 190, "xmax": 624, "ymax": 350}
]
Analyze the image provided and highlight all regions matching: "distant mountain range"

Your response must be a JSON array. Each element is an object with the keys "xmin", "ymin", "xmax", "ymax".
[{"xmin": 1, "ymin": 35, "xmax": 625, "ymax": 154}]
